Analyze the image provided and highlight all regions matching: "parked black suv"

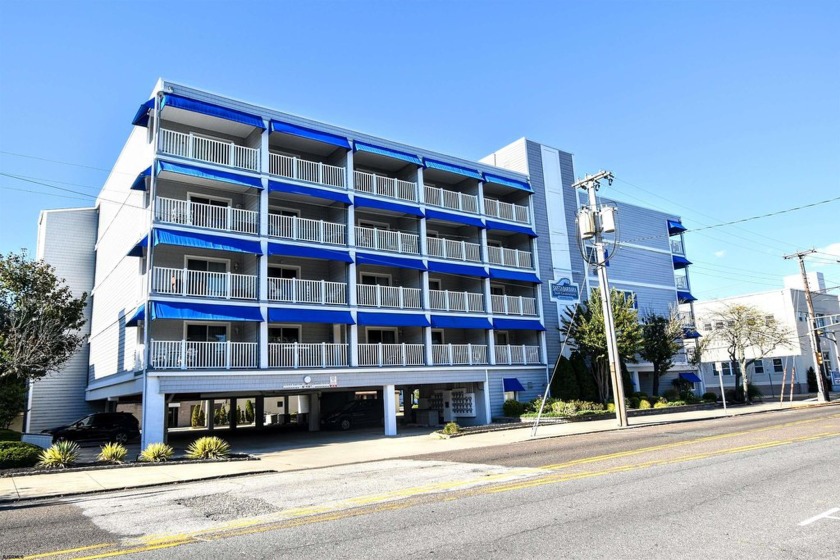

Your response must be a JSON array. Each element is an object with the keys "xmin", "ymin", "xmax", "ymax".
[
  {"xmin": 42, "ymin": 412, "xmax": 140, "ymax": 444},
  {"xmin": 322, "ymin": 399, "xmax": 384, "ymax": 431}
]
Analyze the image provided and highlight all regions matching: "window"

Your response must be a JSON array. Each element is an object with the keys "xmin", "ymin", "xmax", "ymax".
[
  {"xmin": 269, "ymin": 326, "xmax": 300, "ymax": 344},
  {"xmin": 431, "ymin": 329, "xmax": 445, "ymax": 345},
  {"xmin": 188, "ymin": 193, "xmax": 231, "ymax": 230},
  {"xmin": 428, "ymin": 278, "xmax": 442, "ymax": 292},
  {"xmin": 495, "ymin": 331, "xmax": 510, "ymax": 346},
  {"xmin": 186, "ymin": 258, "xmax": 229, "ymax": 298},
  {"xmin": 772, "ymin": 358, "xmax": 784, "ymax": 373},
  {"xmin": 490, "ymin": 285, "xmax": 506, "ymax": 296},
  {"xmin": 616, "ymin": 290, "xmax": 637, "ymax": 309},
  {"xmin": 186, "ymin": 324, "xmax": 228, "ymax": 342},
  {"xmin": 360, "ymin": 273, "xmax": 391, "ymax": 286},
  {"xmin": 715, "ymin": 362, "xmax": 733, "ymax": 376},
  {"xmin": 764, "ymin": 314, "xmax": 775, "ymax": 326},
  {"xmin": 714, "ymin": 321, "xmax": 724, "ymax": 330},
  {"xmin": 753, "ymin": 360, "xmax": 764, "ymax": 375},
  {"xmin": 366, "ymin": 329, "xmax": 397, "ymax": 344},
  {"xmin": 703, "ymin": 323, "xmax": 712, "ymax": 332}
]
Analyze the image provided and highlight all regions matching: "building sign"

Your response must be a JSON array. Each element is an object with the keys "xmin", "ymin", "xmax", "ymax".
[
  {"xmin": 550, "ymin": 277, "xmax": 580, "ymax": 303},
  {"xmin": 832, "ymin": 370, "xmax": 840, "ymax": 386}
]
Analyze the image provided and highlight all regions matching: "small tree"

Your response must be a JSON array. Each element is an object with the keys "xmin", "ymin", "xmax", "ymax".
[
  {"xmin": 550, "ymin": 356, "xmax": 579, "ymax": 400},
  {"xmin": 190, "ymin": 405, "xmax": 202, "ymax": 428},
  {"xmin": 571, "ymin": 351, "xmax": 599, "ymax": 402},
  {"xmin": 639, "ymin": 310, "xmax": 684, "ymax": 396},
  {"xmin": 245, "ymin": 399, "xmax": 254, "ymax": 423},
  {"xmin": 806, "ymin": 367, "xmax": 818, "ymax": 393},
  {"xmin": 0, "ymin": 376, "xmax": 27, "ymax": 428}
]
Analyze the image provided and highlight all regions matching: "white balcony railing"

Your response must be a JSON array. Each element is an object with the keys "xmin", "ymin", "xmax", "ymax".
[
  {"xmin": 269, "ymin": 214, "xmax": 346, "ymax": 245},
  {"xmin": 355, "ymin": 226, "xmax": 419, "ymax": 254},
  {"xmin": 155, "ymin": 197, "xmax": 259, "ymax": 235},
  {"xmin": 426, "ymin": 237, "xmax": 481, "ymax": 262},
  {"xmin": 494, "ymin": 345, "xmax": 542, "ymax": 365},
  {"xmin": 357, "ymin": 285, "xmax": 421, "ymax": 309},
  {"xmin": 159, "ymin": 129, "xmax": 260, "ymax": 172},
  {"xmin": 484, "ymin": 198, "xmax": 529, "ymax": 224},
  {"xmin": 487, "ymin": 246, "xmax": 533, "ymax": 269},
  {"xmin": 675, "ymin": 275, "xmax": 689, "ymax": 290},
  {"xmin": 432, "ymin": 344, "xmax": 488, "ymax": 366},
  {"xmin": 268, "ymin": 278, "xmax": 347, "ymax": 305},
  {"xmin": 269, "ymin": 153, "xmax": 346, "ymax": 189},
  {"xmin": 149, "ymin": 340, "xmax": 258, "ymax": 370},
  {"xmin": 491, "ymin": 294, "xmax": 538, "ymax": 316},
  {"xmin": 424, "ymin": 185, "xmax": 479, "ymax": 214},
  {"xmin": 268, "ymin": 343, "xmax": 348, "ymax": 368},
  {"xmin": 358, "ymin": 343, "xmax": 425, "ymax": 366},
  {"xmin": 671, "ymin": 238, "xmax": 685, "ymax": 255},
  {"xmin": 429, "ymin": 290, "xmax": 485, "ymax": 313},
  {"xmin": 152, "ymin": 267, "xmax": 257, "ymax": 300},
  {"xmin": 354, "ymin": 170, "xmax": 418, "ymax": 202},
  {"xmin": 678, "ymin": 311, "xmax": 695, "ymax": 328}
]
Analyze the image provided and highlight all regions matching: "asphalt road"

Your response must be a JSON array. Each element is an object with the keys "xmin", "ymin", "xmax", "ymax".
[{"xmin": 2, "ymin": 406, "xmax": 839, "ymax": 560}]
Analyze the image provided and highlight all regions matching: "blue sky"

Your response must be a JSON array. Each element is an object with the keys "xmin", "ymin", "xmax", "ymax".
[{"xmin": 1, "ymin": 0, "xmax": 837, "ymax": 299}]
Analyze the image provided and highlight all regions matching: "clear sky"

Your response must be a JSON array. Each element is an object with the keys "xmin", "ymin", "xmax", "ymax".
[{"xmin": 1, "ymin": 0, "xmax": 837, "ymax": 300}]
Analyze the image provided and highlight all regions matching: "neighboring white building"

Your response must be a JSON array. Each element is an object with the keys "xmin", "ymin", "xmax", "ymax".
[{"xmin": 693, "ymin": 272, "xmax": 840, "ymax": 397}]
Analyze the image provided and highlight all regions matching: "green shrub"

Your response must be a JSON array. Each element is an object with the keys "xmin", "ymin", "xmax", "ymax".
[
  {"xmin": 638, "ymin": 398, "xmax": 652, "ymax": 410},
  {"xmin": 631, "ymin": 392, "xmax": 648, "ymax": 399},
  {"xmin": 0, "ymin": 428, "xmax": 22, "ymax": 442},
  {"xmin": 442, "ymin": 422, "xmax": 461, "ymax": 435},
  {"xmin": 503, "ymin": 399, "xmax": 526, "ymax": 417},
  {"xmin": 98, "ymin": 442, "xmax": 128, "ymax": 464},
  {"xmin": 702, "ymin": 392, "xmax": 718, "ymax": 403},
  {"xmin": 190, "ymin": 405, "xmax": 203, "ymax": 428},
  {"xmin": 0, "ymin": 441, "xmax": 42, "ymax": 468},
  {"xmin": 245, "ymin": 400, "xmax": 254, "ymax": 423},
  {"xmin": 747, "ymin": 384, "xmax": 763, "ymax": 400},
  {"xmin": 653, "ymin": 401, "xmax": 668, "ymax": 409},
  {"xmin": 185, "ymin": 436, "xmax": 230, "ymax": 460},
  {"xmin": 607, "ymin": 403, "xmax": 616, "ymax": 413},
  {"xmin": 139, "ymin": 442, "xmax": 174, "ymax": 462},
  {"xmin": 38, "ymin": 441, "xmax": 80, "ymax": 469},
  {"xmin": 662, "ymin": 389, "xmax": 680, "ymax": 401},
  {"xmin": 629, "ymin": 397, "xmax": 640, "ymax": 409}
]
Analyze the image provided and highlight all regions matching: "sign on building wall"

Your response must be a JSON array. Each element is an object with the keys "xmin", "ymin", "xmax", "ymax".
[{"xmin": 550, "ymin": 277, "xmax": 580, "ymax": 303}]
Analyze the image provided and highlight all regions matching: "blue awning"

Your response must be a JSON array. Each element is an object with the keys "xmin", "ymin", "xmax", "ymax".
[
  {"xmin": 423, "ymin": 159, "xmax": 483, "ymax": 180},
  {"xmin": 673, "ymin": 255, "xmax": 692, "ymax": 269},
  {"xmin": 483, "ymin": 173, "xmax": 532, "ymax": 193},
  {"xmin": 679, "ymin": 372, "xmax": 703, "ymax": 383},
  {"xmin": 489, "ymin": 268, "xmax": 541, "ymax": 283},
  {"xmin": 156, "ymin": 161, "xmax": 262, "ymax": 189},
  {"xmin": 683, "ymin": 328, "xmax": 702, "ymax": 339},
  {"xmin": 269, "ymin": 120, "xmax": 350, "ymax": 149},
  {"xmin": 268, "ymin": 307, "xmax": 354, "ymax": 324},
  {"xmin": 427, "ymin": 260, "xmax": 489, "ymax": 278},
  {"xmin": 485, "ymin": 219, "xmax": 537, "ymax": 237},
  {"xmin": 668, "ymin": 219, "xmax": 687, "ymax": 235},
  {"xmin": 493, "ymin": 318, "xmax": 546, "ymax": 331},
  {"xmin": 151, "ymin": 301, "xmax": 263, "ymax": 322},
  {"xmin": 125, "ymin": 304, "xmax": 145, "ymax": 327},
  {"xmin": 677, "ymin": 290, "xmax": 697, "ymax": 303},
  {"xmin": 357, "ymin": 312, "xmax": 430, "ymax": 327},
  {"xmin": 127, "ymin": 235, "xmax": 148, "ymax": 257},
  {"xmin": 503, "ymin": 378, "xmax": 526, "ymax": 392},
  {"xmin": 354, "ymin": 195, "xmax": 424, "ymax": 217},
  {"xmin": 130, "ymin": 167, "xmax": 152, "ymax": 191},
  {"xmin": 268, "ymin": 242, "xmax": 352, "ymax": 262},
  {"xmin": 132, "ymin": 98, "xmax": 155, "ymax": 127},
  {"xmin": 268, "ymin": 180, "xmax": 351, "ymax": 204},
  {"xmin": 425, "ymin": 208, "xmax": 484, "ymax": 228},
  {"xmin": 160, "ymin": 93, "xmax": 265, "ymax": 130},
  {"xmin": 154, "ymin": 228, "xmax": 262, "ymax": 254},
  {"xmin": 354, "ymin": 141, "xmax": 422, "ymax": 166},
  {"xmin": 356, "ymin": 253, "xmax": 426, "ymax": 270},
  {"xmin": 430, "ymin": 315, "xmax": 492, "ymax": 329}
]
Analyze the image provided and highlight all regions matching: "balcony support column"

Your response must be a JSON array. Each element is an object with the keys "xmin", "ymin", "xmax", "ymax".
[
  {"xmin": 383, "ymin": 384, "xmax": 397, "ymax": 436},
  {"xmin": 487, "ymin": 325, "xmax": 497, "ymax": 366},
  {"xmin": 229, "ymin": 398, "xmax": 237, "ymax": 431},
  {"xmin": 424, "ymin": 324, "xmax": 433, "ymax": 365},
  {"xmin": 141, "ymin": 375, "xmax": 166, "ymax": 449},
  {"xmin": 308, "ymin": 393, "xmax": 321, "ymax": 432},
  {"xmin": 259, "ymin": 120, "xmax": 270, "ymax": 175},
  {"xmin": 349, "ymin": 324, "xmax": 359, "ymax": 367},
  {"xmin": 206, "ymin": 399, "xmax": 215, "ymax": 432}
]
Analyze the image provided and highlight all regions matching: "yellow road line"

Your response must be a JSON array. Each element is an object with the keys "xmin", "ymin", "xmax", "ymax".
[{"xmin": 22, "ymin": 544, "xmax": 114, "ymax": 559}]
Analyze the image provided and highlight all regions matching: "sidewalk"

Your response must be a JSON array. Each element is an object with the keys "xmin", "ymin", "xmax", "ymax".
[{"xmin": 2, "ymin": 398, "xmax": 836, "ymax": 503}]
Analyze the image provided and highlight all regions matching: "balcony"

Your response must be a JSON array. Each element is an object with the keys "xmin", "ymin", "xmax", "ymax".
[
  {"xmin": 429, "ymin": 290, "xmax": 485, "ymax": 313},
  {"xmin": 678, "ymin": 311, "xmax": 695, "ymax": 327},
  {"xmin": 357, "ymin": 285, "xmax": 421, "ymax": 309},
  {"xmin": 355, "ymin": 226, "xmax": 419, "ymax": 254},
  {"xmin": 495, "ymin": 345, "xmax": 542, "ymax": 365},
  {"xmin": 268, "ymin": 343, "xmax": 348, "ymax": 368},
  {"xmin": 671, "ymin": 238, "xmax": 684, "ymax": 255},
  {"xmin": 358, "ymin": 343, "xmax": 425, "ymax": 366},
  {"xmin": 159, "ymin": 129, "xmax": 260, "ymax": 172},
  {"xmin": 268, "ymin": 278, "xmax": 347, "ymax": 305},
  {"xmin": 354, "ymin": 170, "xmax": 418, "ymax": 203},
  {"xmin": 269, "ymin": 153, "xmax": 346, "ymax": 189},
  {"xmin": 491, "ymin": 295, "xmax": 538, "ymax": 316},
  {"xmin": 432, "ymin": 344, "xmax": 488, "ymax": 366},
  {"xmin": 426, "ymin": 237, "xmax": 481, "ymax": 262},
  {"xmin": 156, "ymin": 197, "xmax": 259, "ymax": 235},
  {"xmin": 149, "ymin": 340, "xmax": 258, "ymax": 369},
  {"xmin": 675, "ymin": 275, "xmax": 689, "ymax": 290},
  {"xmin": 152, "ymin": 267, "xmax": 257, "ymax": 300},
  {"xmin": 484, "ymin": 198, "xmax": 529, "ymax": 224},
  {"xmin": 487, "ymin": 246, "xmax": 533, "ymax": 269},
  {"xmin": 269, "ymin": 215, "xmax": 346, "ymax": 245},
  {"xmin": 424, "ymin": 185, "xmax": 479, "ymax": 214}
]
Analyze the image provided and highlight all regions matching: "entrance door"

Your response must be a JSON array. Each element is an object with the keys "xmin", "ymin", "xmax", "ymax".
[
  {"xmin": 190, "ymin": 196, "xmax": 229, "ymax": 229},
  {"xmin": 187, "ymin": 258, "xmax": 227, "ymax": 297},
  {"xmin": 268, "ymin": 267, "xmax": 299, "ymax": 301},
  {"xmin": 185, "ymin": 324, "xmax": 228, "ymax": 368}
]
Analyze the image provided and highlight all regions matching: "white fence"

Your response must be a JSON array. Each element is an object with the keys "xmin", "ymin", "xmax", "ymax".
[
  {"xmin": 268, "ymin": 278, "xmax": 347, "ymax": 305},
  {"xmin": 428, "ymin": 290, "xmax": 485, "ymax": 313},
  {"xmin": 487, "ymin": 246, "xmax": 533, "ymax": 269},
  {"xmin": 159, "ymin": 129, "xmax": 260, "ymax": 172},
  {"xmin": 357, "ymin": 285, "xmax": 422, "ymax": 309},
  {"xmin": 495, "ymin": 345, "xmax": 542, "ymax": 365},
  {"xmin": 491, "ymin": 294, "xmax": 537, "ymax": 316},
  {"xmin": 424, "ymin": 185, "xmax": 479, "ymax": 214},
  {"xmin": 358, "ymin": 343, "xmax": 425, "ymax": 366},
  {"xmin": 149, "ymin": 340, "xmax": 258, "ymax": 369},
  {"xmin": 155, "ymin": 197, "xmax": 258, "ymax": 235},
  {"xmin": 268, "ymin": 343, "xmax": 348, "ymax": 368},
  {"xmin": 355, "ymin": 226, "xmax": 419, "ymax": 254},
  {"xmin": 354, "ymin": 170, "xmax": 417, "ymax": 202},
  {"xmin": 269, "ymin": 153, "xmax": 346, "ymax": 188},
  {"xmin": 269, "ymin": 214, "xmax": 346, "ymax": 245},
  {"xmin": 152, "ymin": 267, "xmax": 257, "ymax": 300},
  {"xmin": 432, "ymin": 344, "xmax": 488, "ymax": 365},
  {"xmin": 484, "ymin": 198, "xmax": 529, "ymax": 224},
  {"xmin": 426, "ymin": 237, "xmax": 481, "ymax": 262}
]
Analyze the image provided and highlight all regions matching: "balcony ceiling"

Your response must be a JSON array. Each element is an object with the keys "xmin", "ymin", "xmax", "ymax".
[
  {"xmin": 157, "ymin": 172, "xmax": 256, "ymax": 195},
  {"xmin": 269, "ymin": 134, "xmax": 340, "ymax": 157},
  {"xmin": 423, "ymin": 167, "xmax": 475, "ymax": 187},
  {"xmin": 353, "ymin": 151, "xmax": 413, "ymax": 173},
  {"xmin": 163, "ymin": 107, "xmax": 259, "ymax": 138}
]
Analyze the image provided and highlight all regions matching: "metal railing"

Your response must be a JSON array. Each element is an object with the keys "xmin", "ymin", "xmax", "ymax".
[
  {"xmin": 432, "ymin": 344, "xmax": 488, "ymax": 365},
  {"xmin": 671, "ymin": 238, "xmax": 685, "ymax": 255},
  {"xmin": 354, "ymin": 170, "xmax": 417, "ymax": 202},
  {"xmin": 678, "ymin": 311, "xmax": 695, "ymax": 327},
  {"xmin": 358, "ymin": 343, "xmax": 425, "ymax": 366},
  {"xmin": 494, "ymin": 345, "xmax": 542, "ymax": 365},
  {"xmin": 269, "ymin": 153, "xmax": 346, "ymax": 189},
  {"xmin": 268, "ymin": 343, "xmax": 348, "ymax": 368},
  {"xmin": 675, "ymin": 275, "xmax": 689, "ymax": 290},
  {"xmin": 149, "ymin": 340, "xmax": 258, "ymax": 369},
  {"xmin": 483, "ymin": 198, "xmax": 529, "ymax": 224},
  {"xmin": 423, "ymin": 185, "xmax": 479, "ymax": 214},
  {"xmin": 487, "ymin": 246, "xmax": 533, "ymax": 269},
  {"xmin": 267, "ymin": 278, "xmax": 347, "ymax": 305},
  {"xmin": 426, "ymin": 237, "xmax": 481, "ymax": 262},
  {"xmin": 152, "ymin": 267, "xmax": 257, "ymax": 300},
  {"xmin": 269, "ymin": 214, "xmax": 346, "ymax": 245},
  {"xmin": 355, "ymin": 226, "xmax": 419, "ymax": 254},
  {"xmin": 357, "ymin": 285, "xmax": 421, "ymax": 309},
  {"xmin": 159, "ymin": 129, "xmax": 260, "ymax": 172},
  {"xmin": 491, "ymin": 294, "xmax": 538, "ymax": 316},
  {"xmin": 155, "ymin": 197, "xmax": 258, "ymax": 235},
  {"xmin": 428, "ymin": 290, "xmax": 485, "ymax": 313}
]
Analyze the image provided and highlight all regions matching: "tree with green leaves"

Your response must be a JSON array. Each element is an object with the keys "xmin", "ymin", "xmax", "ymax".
[
  {"xmin": 561, "ymin": 289, "xmax": 643, "ymax": 403},
  {"xmin": 639, "ymin": 310, "xmax": 684, "ymax": 396},
  {"xmin": 550, "ymin": 355, "xmax": 579, "ymax": 400},
  {"xmin": 0, "ymin": 376, "xmax": 27, "ymax": 428}
]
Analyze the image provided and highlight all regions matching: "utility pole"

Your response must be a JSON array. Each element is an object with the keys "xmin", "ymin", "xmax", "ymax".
[
  {"xmin": 573, "ymin": 170, "xmax": 628, "ymax": 427},
  {"xmin": 783, "ymin": 250, "xmax": 829, "ymax": 402}
]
